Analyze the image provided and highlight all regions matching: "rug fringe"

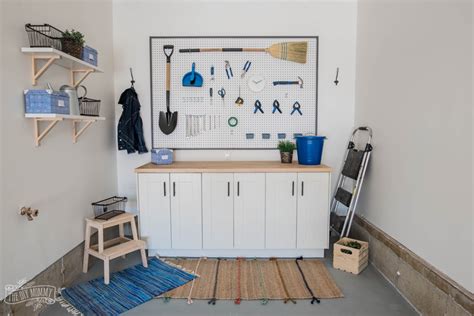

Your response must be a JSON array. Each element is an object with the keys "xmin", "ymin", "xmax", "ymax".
[
  {"xmin": 156, "ymin": 255, "xmax": 201, "ymax": 277},
  {"xmin": 56, "ymin": 290, "xmax": 82, "ymax": 315}
]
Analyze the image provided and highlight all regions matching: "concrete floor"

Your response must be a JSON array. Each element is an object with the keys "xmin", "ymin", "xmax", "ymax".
[{"xmin": 42, "ymin": 250, "xmax": 418, "ymax": 316}]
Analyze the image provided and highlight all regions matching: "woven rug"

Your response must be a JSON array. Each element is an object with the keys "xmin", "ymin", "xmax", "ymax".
[
  {"xmin": 60, "ymin": 257, "xmax": 196, "ymax": 315},
  {"xmin": 162, "ymin": 258, "xmax": 343, "ymax": 304}
]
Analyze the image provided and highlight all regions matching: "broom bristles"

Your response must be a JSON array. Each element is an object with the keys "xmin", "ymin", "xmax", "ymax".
[{"xmin": 266, "ymin": 42, "xmax": 308, "ymax": 64}]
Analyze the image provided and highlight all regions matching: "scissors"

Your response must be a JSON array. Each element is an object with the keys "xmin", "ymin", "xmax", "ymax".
[
  {"xmin": 218, "ymin": 87, "xmax": 226, "ymax": 105},
  {"xmin": 254, "ymin": 100, "xmax": 264, "ymax": 114},
  {"xmin": 291, "ymin": 101, "xmax": 303, "ymax": 115},
  {"xmin": 272, "ymin": 100, "xmax": 282, "ymax": 114}
]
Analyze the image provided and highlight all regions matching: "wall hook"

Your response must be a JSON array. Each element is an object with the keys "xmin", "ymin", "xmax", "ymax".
[
  {"xmin": 20, "ymin": 207, "xmax": 39, "ymax": 221},
  {"xmin": 130, "ymin": 68, "xmax": 135, "ymax": 87},
  {"xmin": 334, "ymin": 67, "xmax": 340, "ymax": 86}
]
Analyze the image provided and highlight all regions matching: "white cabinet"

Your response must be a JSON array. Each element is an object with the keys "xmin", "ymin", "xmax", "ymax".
[
  {"xmin": 234, "ymin": 173, "xmax": 265, "ymax": 249},
  {"xmin": 138, "ymin": 173, "xmax": 171, "ymax": 249},
  {"xmin": 202, "ymin": 173, "xmax": 234, "ymax": 249},
  {"xmin": 265, "ymin": 173, "xmax": 297, "ymax": 249},
  {"xmin": 137, "ymin": 162, "xmax": 331, "ymax": 257},
  {"xmin": 297, "ymin": 173, "xmax": 330, "ymax": 249},
  {"xmin": 170, "ymin": 173, "xmax": 202, "ymax": 249}
]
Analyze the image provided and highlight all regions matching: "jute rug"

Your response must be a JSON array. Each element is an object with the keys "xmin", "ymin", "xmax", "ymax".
[{"xmin": 160, "ymin": 258, "xmax": 343, "ymax": 304}]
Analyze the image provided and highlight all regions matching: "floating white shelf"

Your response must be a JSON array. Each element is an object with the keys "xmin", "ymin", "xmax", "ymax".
[
  {"xmin": 21, "ymin": 47, "xmax": 103, "ymax": 87},
  {"xmin": 25, "ymin": 113, "xmax": 106, "ymax": 146}
]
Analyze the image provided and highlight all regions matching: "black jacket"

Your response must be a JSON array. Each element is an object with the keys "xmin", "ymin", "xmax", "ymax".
[{"xmin": 117, "ymin": 88, "xmax": 148, "ymax": 154}]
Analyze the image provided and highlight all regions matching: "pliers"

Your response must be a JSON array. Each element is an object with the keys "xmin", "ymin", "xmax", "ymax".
[
  {"xmin": 225, "ymin": 60, "xmax": 233, "ymax": 79},
  {"xmin": 241, "ymin": 61, "xmax": 251, "ymax": 78}
]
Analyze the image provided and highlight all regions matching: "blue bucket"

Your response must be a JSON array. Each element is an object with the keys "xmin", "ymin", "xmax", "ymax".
[{"xmin": 296, "ymin": 135, "xmax": 326, "ymax": 165}]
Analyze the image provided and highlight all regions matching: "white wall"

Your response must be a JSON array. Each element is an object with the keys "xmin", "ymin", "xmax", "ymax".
[
  {"xmin": 113, "ymin": 0, "xmax": 358, "ymax": 205},
  {"xmin": 0, "ymin": 0, "xmax": 116, "ymax": 297},
  {"xmin": 355, "ymin": 1, "xmax": 473, "ymax": 292}
]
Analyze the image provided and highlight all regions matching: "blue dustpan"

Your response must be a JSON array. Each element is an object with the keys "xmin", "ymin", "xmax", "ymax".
[{"xmin": 182, "ymin": 63, "xmax": 203, "ymax": 87}]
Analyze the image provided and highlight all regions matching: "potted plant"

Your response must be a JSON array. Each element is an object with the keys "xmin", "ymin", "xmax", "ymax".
[
  {"xmin": 277, "ymin": 140, "xmax": 296, "ymax": 163},
  {"xmin": 61, "ymin": 29, "xmax": 85, "ymax": 59}
]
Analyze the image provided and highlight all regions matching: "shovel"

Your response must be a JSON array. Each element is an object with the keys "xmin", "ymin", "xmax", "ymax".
[{"xmin": 159, "ymin": 45, "xmax": 178, "ymax": 135}]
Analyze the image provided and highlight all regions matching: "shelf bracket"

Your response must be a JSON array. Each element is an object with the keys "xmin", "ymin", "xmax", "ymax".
[
  {"xmin": 33, "ymin": 118, "xmax": 62, "ymax": 146},
  {"xmin": 72, "ymin": 119, "xmax": 95, "ymax": 143},
  {"xmin": 31, "ymin": 54, "xmax": 60, "ymax": 85},
  {"xmin": 70, "ymin": 69, "xmax": 95, "ymax": 88}
]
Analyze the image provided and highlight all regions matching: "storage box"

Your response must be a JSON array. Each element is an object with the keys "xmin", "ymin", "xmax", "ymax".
[
  {"xmin": 333, "ymin": 237, "xmax": 369, "ymax": 274},
  {"xmin": 24, "ymin": 89, "xmax": 70, "ymax": 114},
  {"xmin": 151, "ymin": 148, "xmax": 173, "ymax": 165},
  {"xmin": 81, "ymin": 45, "xmax": 98, "ymax": 66}
]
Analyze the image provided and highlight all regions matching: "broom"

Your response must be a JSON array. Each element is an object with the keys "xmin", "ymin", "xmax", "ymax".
[{"xmin": 179, "ymin": 41, "xmax": 308, "ymax": 64}]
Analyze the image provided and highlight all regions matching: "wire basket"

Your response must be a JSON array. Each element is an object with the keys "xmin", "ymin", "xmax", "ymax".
[
  {"xmin": 25, "ymin": 24, "xmax": 64, "ymax": 50},
  {"xmin": 92, "ymin": 196, "xmax": 127, "ymax": 220},
  {"xmin": 79, "ymin": 97, "xmax": 101, "ymax": 116}
]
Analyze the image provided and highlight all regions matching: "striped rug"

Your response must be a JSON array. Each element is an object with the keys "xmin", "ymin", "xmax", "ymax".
[
  {"xmin": 162, "ymin": 257, "xmax": 343, "ymax": 304},
  {"xmin": 60, "ymin": 257, "xmax": 196, "ymax": 315}
]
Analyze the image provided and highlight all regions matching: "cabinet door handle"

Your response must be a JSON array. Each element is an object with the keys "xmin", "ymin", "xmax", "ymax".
[
  {"xmin": 227, "ymin": 182, "xmax": 230, "ymax": 197},
  {"xmin": 173, "ymin": 182, "xmax": 176, "ymax": 197},
  {"xmin": 292, "ymin": 181, "xmax": 295, "ymax": 196},
  {"xmin": 163, "ymin": 182, "xmax": 167, "ymax": 197},
  {"xmin": 301, "ymin": 181, "xmax": 304, "ymax": 196},
  {"xmin": 237, "ymin": 181, "xmax": 240, "ymax": 196}
]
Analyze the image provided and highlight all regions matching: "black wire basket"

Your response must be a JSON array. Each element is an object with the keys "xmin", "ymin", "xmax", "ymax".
[
  {"xmin": 25, "ymin": 23, "xmax": 64, "ymax": 50},
  {"xmin": 79, "ymin": 97, "xmax": 101, "ymax": 117},
  {"xmin": 92, "ymin": 196, "xmax": 128, "ymax": 220}
]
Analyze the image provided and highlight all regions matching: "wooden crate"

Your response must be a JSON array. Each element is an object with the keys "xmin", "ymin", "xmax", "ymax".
[{"xmin": 333, "ymin": 237, "xmax": 369, "ymax": 275}]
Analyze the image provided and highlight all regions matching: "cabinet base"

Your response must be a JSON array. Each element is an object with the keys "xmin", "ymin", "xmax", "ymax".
[{"xmin": 147, "ymin": 249, "xmax": 325, "ymax": 258}]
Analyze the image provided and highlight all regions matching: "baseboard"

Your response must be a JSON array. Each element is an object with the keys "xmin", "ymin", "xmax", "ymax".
[{"xmin": 350, "ymin": 215, "xmax": 473, "ymax": 316}]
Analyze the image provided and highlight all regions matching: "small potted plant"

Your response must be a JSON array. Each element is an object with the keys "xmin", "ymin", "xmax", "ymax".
[
  {"xmin": 277, "ymin": 140, "xmax": 296, "ymax": 163},
  {"xmin": 61, "ymin": 29, "xmax": 85, "ymax": 59}
]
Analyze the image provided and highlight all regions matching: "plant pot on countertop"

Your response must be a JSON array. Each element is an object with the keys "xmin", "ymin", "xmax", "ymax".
[
  {"xmin": 280, "ymin": 151, "xmax": 293, "ymax": 164},
  {"xmin": 61, "ymin": 38, "xmax": 83, "ymax": 59}
]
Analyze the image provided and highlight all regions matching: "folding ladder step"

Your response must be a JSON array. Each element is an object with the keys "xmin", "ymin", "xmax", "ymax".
[
  {"xmin": 335, "ymin": 188, "xmax": 352, "ymax": 207},
  {"xmin": 341, "ymin": 149, "xmax": 365, "ymax": 180}
]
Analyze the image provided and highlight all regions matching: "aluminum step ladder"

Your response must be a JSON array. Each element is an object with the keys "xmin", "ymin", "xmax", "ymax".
[{"xmin": 330, "ymin": 126, "xmax": 373, "ymax": 237}]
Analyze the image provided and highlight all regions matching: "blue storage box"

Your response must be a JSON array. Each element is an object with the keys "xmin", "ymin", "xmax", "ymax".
[
  {"xmin": 24, "ymin": 89, "xmax": 70, "ymax": 114},
  {"xmin": 151, "ymin": 148, "xmax": 173, "ymax": 165},
  {"xmin": 81, "ymin": 45, "xmax": 98, "ymax": 66}
]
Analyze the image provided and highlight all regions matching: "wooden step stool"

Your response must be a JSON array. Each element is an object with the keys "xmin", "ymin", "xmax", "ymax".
[{"xmin": 83, "ymin": 212, "xmax": 148, "ymax": 284}]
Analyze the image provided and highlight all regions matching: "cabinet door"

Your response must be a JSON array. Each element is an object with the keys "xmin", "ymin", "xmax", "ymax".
[
  {"xmin": 234, "ymin": 173, "xmax": 265, "ymax": 249},
  {"xmin": 265, "ymin": 173, "xmax": 297, "ymax": 249},
  {"xmin": 170, "ymin": 173, "xmax": 202, "ymax": 249},
  {"xmin": 297, "ymin": 173, "xmax": 330, "ymax": 249},
  {"xmin": 202, "ymin": 173, "xmax": 234, "ymax": 249},
  {"xmin": 138, "ymin": 173, "xmax": 171, "ymax": 249}
]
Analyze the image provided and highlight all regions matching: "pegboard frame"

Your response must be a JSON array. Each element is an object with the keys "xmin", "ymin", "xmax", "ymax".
[{"xmin": 149, "ymin": 36, "xmax": 319, "ymax": 150}]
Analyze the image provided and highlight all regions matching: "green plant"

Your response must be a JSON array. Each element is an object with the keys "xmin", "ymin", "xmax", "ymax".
[
  {"xmin": 63, "ymin": 29, "xmax": 85, "ymax": 45},
  {"xmin": 344, "ymin": 241, "xmax": 362, "ymax": 249},
  {"xmin": 277, "ymin": 140, "xmax": 296, "ymax": 153}
]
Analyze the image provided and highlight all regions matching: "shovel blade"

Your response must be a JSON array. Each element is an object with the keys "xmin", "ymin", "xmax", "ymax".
[{"xmin": 159, "ymin": 111, "xmax": 178, "ymax": 135}]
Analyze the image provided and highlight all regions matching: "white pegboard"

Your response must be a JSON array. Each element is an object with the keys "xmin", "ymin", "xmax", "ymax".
[{"xmin": 150, "ymin": 36, "xmax": 318, "ymax": 149}]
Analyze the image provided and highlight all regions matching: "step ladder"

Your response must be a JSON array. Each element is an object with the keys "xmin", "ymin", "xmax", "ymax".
[{"xmin": 330, "ymin": 126, "xmax": 373, "ymax": 237}]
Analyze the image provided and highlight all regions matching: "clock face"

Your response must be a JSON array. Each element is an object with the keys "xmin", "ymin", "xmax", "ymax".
[{"xmin": 248, "ymin": 75, "xmax": 266, "ymax": 92}]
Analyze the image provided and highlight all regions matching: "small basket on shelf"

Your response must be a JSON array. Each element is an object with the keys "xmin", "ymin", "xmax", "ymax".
[
  {"xmin": 92, "ymin": 196, "xmax": 128, "ymax": 221},
  {"xmin": 25, "ymin": 23, "xmax": 64, "ymax": 50},
  {"xmin": 79, "ymin": 97, "xmax": 101, "ymax": 117}
]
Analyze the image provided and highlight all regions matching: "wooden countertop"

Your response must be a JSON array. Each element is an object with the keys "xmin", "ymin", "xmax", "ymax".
[{"xmin": 135, "ymin": 161, "xmax": 332, "ymax": 173}]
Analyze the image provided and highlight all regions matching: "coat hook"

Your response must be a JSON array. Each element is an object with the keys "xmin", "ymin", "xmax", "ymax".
[
  {"xmin": 129, "ymin": 68, "xmax": 135, "ymax": 87},
  {"xmin": 334, "ymin": 67, "xmax": 340, "ymax": 86}
]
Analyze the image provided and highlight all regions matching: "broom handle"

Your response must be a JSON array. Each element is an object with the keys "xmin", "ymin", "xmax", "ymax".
[{"xmin": 179, "ymin": 48, "xmax": 267, "ymax": 53}]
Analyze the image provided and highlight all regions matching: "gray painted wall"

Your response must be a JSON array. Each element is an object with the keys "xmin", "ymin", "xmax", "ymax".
[
  {"xmin": 355, "ymin": 0, "xmax": 473, "ymax": 292},
  {"xmin": 0, "ymin": 0, "xmax": 117, "ymax": 297}
]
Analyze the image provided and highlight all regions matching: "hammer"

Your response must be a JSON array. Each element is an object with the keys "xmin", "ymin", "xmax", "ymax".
[{"xmin": 273, "ymin": 76, "xmax": 303, "ymax": 88}]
